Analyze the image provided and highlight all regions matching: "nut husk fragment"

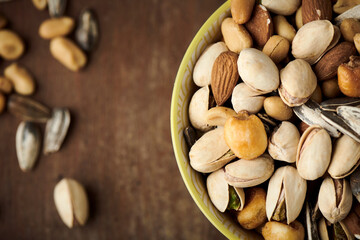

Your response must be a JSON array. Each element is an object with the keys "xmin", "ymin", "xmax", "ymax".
[
  {"xmin": 237, "ymin": 187, "xmax": 267, "ymax": 230},
  {"xmin": 318, "ymin": 177, "xmax": 353, "ymax": 223},
  {"xmin": 44, "ymin": 108, "xmax": 71, "ymax": 154},
  {"xmin": 16, "ymin": 121, "xmax": 41, "ymax": 172},
  {"xmin": 266, "ymin": 166, "xmax": 307, "ymax": 224},
  {"xmin": 341, "ymin": 202, "xmax": 360, "ymax": 238},
  {"xmin": 75, "ymin": 9, "xmax": 99, "ymax": 51},
  {"xmin": 350, "ymin": 167, "xmax": 360, "ymax": 202},
  {"xmin": 54, "ymin": 178, "xmax": 89, "ymax": 228},
  {"xmin": 48, "ymin": 0, "xmax": 67, "ymax": 18}
]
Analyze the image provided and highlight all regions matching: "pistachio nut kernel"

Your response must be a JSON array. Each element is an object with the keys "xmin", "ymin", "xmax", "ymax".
[
  {"xmin": 268, "ymin": 121, "xmax": 300, "ymax": 163},
  {"xmin": 224, "ymin": 110, "xmax": 267, "ymax": 160},
  {"xmin": 266, "ymin": 166, "xmax": 307, "ymax": 224},
  {"xmin": 318, "ymin": 177, "xmax": 353, "ymax": 224}
]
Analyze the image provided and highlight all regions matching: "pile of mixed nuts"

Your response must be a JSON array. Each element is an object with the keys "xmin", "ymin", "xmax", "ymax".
[
  {"xmin": 186, "ymin": 0, "xmax": 360, "ymax": 239},
  {"xmin": 0, "ymin": 0, "xmax": 98, "ymax": 228}
]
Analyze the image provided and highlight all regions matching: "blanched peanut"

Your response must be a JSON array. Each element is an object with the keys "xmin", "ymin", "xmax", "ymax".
[
  {"xmin": 221, "ymin": 18, "xmax": 252, "ymax": 54},
  {"xmin": 39, "ymin": 17, "xmax": 75, "ymax": 39},
  {"xmin": 0, "ymin": 30, "xmax": 25, "ymax": 60},
  {"xmin": 50, "ymin": 37, "xmax": 87, "ymax": 71},
  {"xmin": 32, "ymin": 0, "xmax": 47, "ymax": 10},
  {"xmin": 340, "ymin": 18, "xmax": 360, "ymax": 42},
  {"xmin": 273, "ymin": 15, "xmax": 296, "ymax": 42},
  {"xmin": 4, "ymin": 63, "xmax": 35, "ymax": 96},
  {"xmin": 0, "ymin": 76, "xmax": 13, "ymax": 94},
  {"xmin": 264, "ymin": 96, "xmax": 293, "ymax": 121}
]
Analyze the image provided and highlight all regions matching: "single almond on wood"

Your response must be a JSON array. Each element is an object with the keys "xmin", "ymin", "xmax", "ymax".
[
  {"xmin": 211, "ymin": 51, "xmax": 239, "ymax": 106},
  {"xmin": 245, "ymin": 4, "xmax": 273, "ymax": 47},
  {"xmin": 314, "ymin": 42, "xmax": 357, "ymax": 81},
  {"xmin": 302, "ymin": 0, "xmax": 332, "ymax": 24}
]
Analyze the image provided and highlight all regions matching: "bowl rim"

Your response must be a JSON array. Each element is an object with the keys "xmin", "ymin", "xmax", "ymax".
[{"xmin": 170, "ymin": 1, "xmax": 257, "ymax": 240}]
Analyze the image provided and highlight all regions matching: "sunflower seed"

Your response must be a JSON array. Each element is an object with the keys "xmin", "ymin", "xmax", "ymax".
[
  {"xmin": 16, "ymin": 121, "xmax": 41, "ymax": 172},
  {"xmin": 8, "ymin": 95, "xmax": 51, "ymax": 123},
  {"xmin": 75, "ymin": 9, "xmax": 98, "ymax": 51},
  {"xmin": 43, "ymin": 108, "xmax": 70, "ymax": 154},
  {"xmin": 48, "ymin": 0, "xmax": 67, "ymax": 18},
  {"xmin": 320, "ymin": 97, "xmax": 360, "ymax": 112}
]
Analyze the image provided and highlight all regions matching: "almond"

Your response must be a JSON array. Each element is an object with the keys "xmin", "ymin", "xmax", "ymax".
[
  {"xmin": 245, "ymin": 4, "xmax": 273, "ymax": 47},
  {"xmin": 314, "ymin": 42, "xmax": 357, "ymax": 81},
  {"xmin": 302, "ymin": 0, "xmax": 332, "ymax": 24},
  {"xmin": 211, "ymin": 51, "xmax": 239, "ymax": 106}
]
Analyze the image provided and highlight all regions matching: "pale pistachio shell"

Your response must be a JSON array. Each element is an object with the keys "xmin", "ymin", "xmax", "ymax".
[
  {"xmin": 221, "ymin": 18, "xmax": 252, "ymax": 54},
  {"xmin": 238, "ymin": 48, "xmax": 279, "ymax": 94},
  {"xmin": 207, "ymin": 169, "xmax": 245, "ymax": 212},
  {"xmin": 328, "ymin": 134, "xmax": 360, "ymax": 179},
  {"xmin": 231, "ymin": 83, "xmax": 265, "ymax": 114},
  {"xmin": 189, "ymin": 86, "xmax": 211, "ymax": 131},
  {"xmin": 54, "ymin": 178, "xmax": 89, "ymax": 228},
  {"xmin": 268, "ymin": 121, "xmax": 300, "ymax": 163},
  {"xmin": 318, "ymin": 177, "xmax": 353, "ymax": 223},
  {"xmin": 279, "ymin": 59, "xmax": 317, "ymax": 107},
  {"xmin": 225, "ymin": 154, "xmax": 274, "ymax": 188},
  {"xmin": 205, "ymin": 106, "xmax": 237, "ymax": 126},
  {"xmin": 266, "ymin": 166, "xmax": 307, "ymax": 224},
  {"xmin": 262, "ymin": 0, "xmax": 300, "ymax": 15},
  {"xmin": 292, "ymin": 20, "xmax": 334, "ymax": 65},
  {"xmin": 193, "ymin": 42, "xmax": 228, "ymax": 87},
  {"xmin": 296, "ymin": 125, "xmax": 332, "ymax": 180},
  {"xmin": 189, "ymin": 127, "xmax": 235, "ymax": 173}
]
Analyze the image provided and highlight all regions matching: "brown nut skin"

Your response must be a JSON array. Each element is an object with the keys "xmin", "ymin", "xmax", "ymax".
[
  {"xmin": 262, "ymin": 221, "xmax": 305, "ymax": 240},
  {"xmin": 0, "ymin": 30, "xmax": 25, "ymax": 60},
  {"xmin": 310, "ymin": 85, "xmax": 322, "ymax": 104},
  {"xmin": 0, "ymin": 76, "xmax": 13, "ymax": 94},
  {"xmin": 340, "ymin": 18, "xmax": 360, "ymax": 42},
  {"xmin": 263, "ymin": 96, "xmax": 293, "ymax": 121},
  {"xmin": 4, "ymin": 63, "xmax": 35, "ymax": 96},
  {"xmin": 39, "ymin": 17, "xmax": 75, "ymax": 39},
  {"xmin": 338, "ymin": 56, "xmax": 360, "ymax": 97},
  {"xmin": 231, "ymin": 0, "xmax": 255, "ymax": 24},
  {"xmin": 321, "ymin": 78, "xmax": 341, "ymax": 99},
  {"xmin": 50, "ymin": 37, "xmax": 87, "ymax": 71},
  {"xmin": 224, "ymin": 110, "xmax": 267, "ymax": 160},
  {"xmin": 263, "ymin": 35, "xmax": 290, "ymax": 64},
  {"xmin": 245, "ymin": 4, "xmax": 273, "ymax": 47},
  {"xmin": 0, "ymin": 93, "xmax": 6, "ymax": 114},
  {"xmin": 237, "ymin": 187, "xmax": 267, "ymax": 230},
  {"xmin": 355, "ymin": 33, "xmax": 360, "ymax": 54},
  {"xmin": 299, "ymin": 122, "xmax": 310, "ymax": 134}
]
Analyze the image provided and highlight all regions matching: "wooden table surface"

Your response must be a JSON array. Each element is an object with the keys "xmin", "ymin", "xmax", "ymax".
[{"xmin": 0, "ymin": 0, "xmax": 227, "ymax": 239}]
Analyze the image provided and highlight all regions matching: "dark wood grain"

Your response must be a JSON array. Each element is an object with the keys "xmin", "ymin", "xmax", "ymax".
[{"xmin": 0, "ymin": 0, "xmax": 226, "ymax": 239}]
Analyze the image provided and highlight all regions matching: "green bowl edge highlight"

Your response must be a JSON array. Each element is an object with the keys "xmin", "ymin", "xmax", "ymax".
[{"xmin": 170, "ymin": 1, "xmax": 261, "ymax": 239}]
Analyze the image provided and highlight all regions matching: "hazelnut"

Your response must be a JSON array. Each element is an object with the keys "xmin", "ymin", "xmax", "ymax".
[
  {"xmin": 237, "ymin": 188, "xmax": 267, "ymax": 230},
  {"xmin": 224, "ymin": 110, "xmax": 267, "ymax": 160},
  {"xmin": 321, "ymin": 78, "xmax": 341, "ymax": 99},
  {"xmin": 338, "ymin": 56, "xmax": 360, "ymax": 97},
  {"xmin": 263, "ymin": 96, "xmax": 293, "ymax": 121}
]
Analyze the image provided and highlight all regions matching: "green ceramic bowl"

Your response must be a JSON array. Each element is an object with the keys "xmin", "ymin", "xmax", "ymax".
[{"xmin": 170, "ymin": 1, "xmax": 262, "ymax": 239}]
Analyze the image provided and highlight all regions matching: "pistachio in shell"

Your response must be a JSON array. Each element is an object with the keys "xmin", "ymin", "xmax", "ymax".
[
  {"xmin": 54, "ymin": 178, "xmax": 89, "ymax": 228},
  {"xmin": 189, "ymin": 127, "xmax": 235, "ymax": 173},
  {"xmin": 236, "ymin": 187, "xmax": 267, "ymax": 230},
  {"xmin": 224, "ymin": 110, "xmax": 267, "ymax": 160},
  {"xmin": 188, "ymin": 86, "xmax": 213, "ymax": 131},
  {"xmin": 279, "ymin": 59, "xmax": 317, "ymax": 107},
  {"xmin": 266, "ymin": 166, "xmax": 307, "ymax": 224},
  {"xmin": 318, "ymin": 217, "xmax": 354, "ymax": 240},
  {"xmin": 206, "ymin": 169, "xmax": 245, "ymax": 213},
  {"xmin": 225, "ymin": 154, "xmax": 274, "ymax": 188},
  {"xmin": 231, "ymin": 83, "xmax": 265, "ymax": 114},
  {"xmin": 268, "ymin": 121, "xmax": 300, "ymax": 163},
  {"xmin": 318, "ymin": 177, "xmax": 353, "ymax": 224},
  {"xmin": 296, "ymin": 125, "xmax": 332, "ymax": 180},
  {"xmin": 328, "ymin": 134, "xmax": 360, "ymax": 179},
  {"xmin": 237, "ymin": 48, "xmax": 279, "ymax": 94}
]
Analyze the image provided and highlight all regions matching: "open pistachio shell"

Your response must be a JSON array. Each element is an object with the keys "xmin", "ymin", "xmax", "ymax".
[
  {"xmin": 205, "ymin": 106, "xmax": 237, "ymax": 127},
  {"xmin": 206, "ymin": 169, "xmax": 245, "ymax": 212},
  {"xmin": 266, "ymin": 166, "xmax": 307, "ymax": 224},
  {"xmin": 350, "ymin": 168, "xmax": 360, "ymax": 203},
  {"xmin": 189, "ymin": 127, "xmax": 235, "ymax": 173},
  {"xmin": 189, "ymin": 86, "xmax": 212, "ymax": 131},
  {"xmin": 328, "ymin": 134, "xmax": 360, "ymax": 179},
  {"xmin": 193, "ymin": 42, "xmax": 228, "ymax": 87},
  {"xmin": 237, "ymin": 48, "xmax": 279, "ymax": 94},
  {"xmin": 341, "ymin": 202, "xmax": 360, "ymax": 239},
  {"xmin": 231, "ymin": 83, "xmax": 265, "ymax": 114},
  {"xmin": 279, "ymin": 59, "xmax": 317, "ymax": 107},
  {"xmin": 318, "ymin": 177, "xmax": 353, "ymax": 224},
  {"xmin": 296, "ymin": 125, "xmax": 332, "ymax": 180},
  {"xmin": 268, "ymin": 121, "xmax": 300, "ymax": 163},
  {"xmin": 224, "ymin": 154, "xmax": 274, "ymax": 188},
  {"xmin": 292, "ymin": 20, "xmax": 336, "ymax": 65}
]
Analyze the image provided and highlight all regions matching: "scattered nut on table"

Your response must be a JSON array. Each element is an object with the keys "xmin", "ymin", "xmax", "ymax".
[
  {"xmin": 4, "ymin": 63, "xmax": 36, "ymax": 96},
  {"xmin": 0, "ymin": 29, "xmax": 25, "ymax": 60},
  {"xmin": 39, "ymin": 17, "xmax": 75, "ymax": 39}
]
